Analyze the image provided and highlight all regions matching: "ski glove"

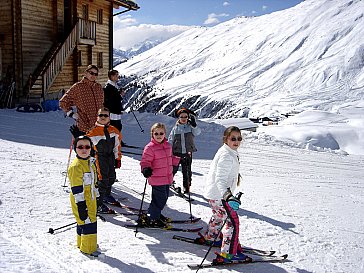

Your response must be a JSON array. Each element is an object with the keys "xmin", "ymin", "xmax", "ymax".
[
  {"xmin": 223, "ymin": 189, "xmax": 241, "ymax": 211},
  {"xmin": 69, "ymin": 125, "xmax": 85, "ymax": 138},
  {"xmin": 115, "ymin": 159, "xmax": 121, "ymax": 169},
  {"xmin": 142, "ymin": 167, "xmax": 153, "ymax": 178},
  {"xmin": 188, "ymin": 115, "xmax": 197, "ymax": 127},
  {"xmin": 66, "ymin": 110, "xmax": 79, "ymax": 120}
]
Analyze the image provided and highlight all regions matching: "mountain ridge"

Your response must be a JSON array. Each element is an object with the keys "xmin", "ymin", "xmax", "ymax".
[{"xmin": 116, "ymin": 0, "xmax": 364, "ymax": 118}]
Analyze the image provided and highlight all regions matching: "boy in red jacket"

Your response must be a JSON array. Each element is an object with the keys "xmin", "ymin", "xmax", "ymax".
[{"xmin": 139, "ymin": 123, "xmax": 180, "ymax": 228}]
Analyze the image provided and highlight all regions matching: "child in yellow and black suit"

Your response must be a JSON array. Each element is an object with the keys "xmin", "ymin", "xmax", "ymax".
[
  {"xmin": 86, "ymin": 107, "xmax": 122, "ymax": 214},
  {"xmin": 68, "ymin": 135, "xmax": 100, "ymax": 257}
]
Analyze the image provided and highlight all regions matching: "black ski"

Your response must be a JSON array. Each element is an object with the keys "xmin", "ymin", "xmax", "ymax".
[
  {"xmin": 125, "ymin": 224, "xmax": 203, "ymax": 233},
  {"xmin": 102, "ymin": 207, "xmax": 201, "ymax": 224},
  {"xmin": 172, "ymin": 235, "xmax": 276, "ymax": 256},
  {"xmin": 170, "ymin": 185, "xmax": 195, "ymax": 202},
  {"xmin": 165, "ymin": 217, "xmax": 201, "ymax": 224},
  {"xmin": 187, "ymin": 254, "xmax": 288, "ymax": 269}
]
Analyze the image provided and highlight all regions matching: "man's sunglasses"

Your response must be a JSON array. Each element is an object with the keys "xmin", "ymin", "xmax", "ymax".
[
  {"xmin": 230, "ymin": 137, "xmax": 243, "ymax": 142},
  {"xmin": 179, "ymin": 116, "xmax": 188, "ymax": 119},
  {"xmin": 98, "ymin": 114, "xmax": 109, "ymax": 118},
  {"xmin": 88, "ymin": 71, "xmax": 98, "ymax": 76},
  {"xmin": 76, "ymin": 145, "xmax": 91, "ymax": 150},
  {"xmin": 153, "ymin": 132, "xmax": 165, "ymax": 136}
]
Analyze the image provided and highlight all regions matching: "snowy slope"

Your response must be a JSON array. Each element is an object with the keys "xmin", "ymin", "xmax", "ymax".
[
  {"xmin": 0, "ymin": 109, "xmax": 363, "ymax": 273},
  {"xmin": 116, "ymin": 0, "xmax": 364, "ymax": 118}
]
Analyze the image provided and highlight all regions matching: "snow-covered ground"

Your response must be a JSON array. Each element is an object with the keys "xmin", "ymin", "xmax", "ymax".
[{"xmin": 0, "ymin": 109, "xmax": 363, "ymax": 273}]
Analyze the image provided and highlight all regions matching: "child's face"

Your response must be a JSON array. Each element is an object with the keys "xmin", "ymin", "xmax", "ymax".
[
  {"xmin": 75, "ymin": 139, "xmax": 92, "ymax": 158},
  {"xmin": 226, "ymin": 132, "xmax": 243, "ymax": 150},
  {"xmin": 152, "ymin": 128, "xmax": 165, "ymax": 143},
  {"xmin": 178, "ymin": 113, "xmax": 188, "ymax": 124},
  {"xmin": 97, "ymin": 111, "xmax": 110, "ymax": 125}
]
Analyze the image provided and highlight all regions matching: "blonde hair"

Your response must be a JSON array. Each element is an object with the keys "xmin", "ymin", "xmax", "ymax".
[
  {"xmin": 150, "ymin": 123, "xmax": 166, "ymax": 136},
  {"xmin": 222, "ymin": 126, "xmax": 242, "ymax": 144}
]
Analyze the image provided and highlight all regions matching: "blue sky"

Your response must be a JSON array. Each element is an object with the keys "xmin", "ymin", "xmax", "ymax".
[{"xmin": 113, "ymin": 0, "xmax": 304, "ymax": 49}]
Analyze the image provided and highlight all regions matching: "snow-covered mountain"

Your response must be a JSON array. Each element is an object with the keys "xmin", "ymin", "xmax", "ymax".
[
  {"xmin": 116, "ymin": 0, "xmax": 364, "ymax": 119},
  {"xmin": 113, "ymin": 39, "xmax": 162, "ymax": 67}
]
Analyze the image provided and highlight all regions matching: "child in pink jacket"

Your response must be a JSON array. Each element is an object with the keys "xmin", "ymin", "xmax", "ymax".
[{"xmin": 139, "ymin": 123, "xmax": 180, "ymax": 228}]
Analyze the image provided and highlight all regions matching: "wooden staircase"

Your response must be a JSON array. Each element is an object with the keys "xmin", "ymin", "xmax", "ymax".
[{"xmin": 23, "ymin": 19, "xmax": 81, "ymax": 104}]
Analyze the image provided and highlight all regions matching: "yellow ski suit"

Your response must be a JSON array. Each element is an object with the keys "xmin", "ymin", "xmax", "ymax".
[{"xmin": 68, "ymin": 156, "xmax": 98, "ymax": 254}]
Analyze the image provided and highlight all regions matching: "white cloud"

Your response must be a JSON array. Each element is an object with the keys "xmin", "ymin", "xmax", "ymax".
[
  {"xmin": 113, "ymin": 14, "xmax": 137, "ymax": 28},
  {"xmin": 262, "ymin": 5, "xmax": 268, "ymax": 10},
  {"xmin": 113, "ymin": 23, "xmax": 192, "ymax": 49},
  {"xmin": 204, "ymin": 13, "xmax": 229, "ymax": 25},
  {"xmin": 223, "ymin": 1, "xmax": 230, "ymax": 6},
  {"xmin": 251, "ymin": 10, "xmax": 257, "ymax": 14}
]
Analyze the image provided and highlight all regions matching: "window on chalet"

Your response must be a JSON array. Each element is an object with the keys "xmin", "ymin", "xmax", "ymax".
[
  {"xmin": 78, "ymin": 51, "xmax": 82, "ymax": 66},
  {"xmin": 97, "ymin": 52, "xmax": 103, "ymax": 68},
  {"xmin": 82, "ymin": 4, "xmax": 89, "ymax": 20},
  {"xmin": 97, "ymin": 9, "xmax": 103, "ymax": 24}
]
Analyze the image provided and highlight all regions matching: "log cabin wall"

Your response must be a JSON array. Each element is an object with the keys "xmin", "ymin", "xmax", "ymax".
[
  {"xmin": 21, "ymin": 0, "xmax": 55, "ymax": 95},
  {"xmin": 76, "ymin": 0, "xmax": 110, "ymax": 86},
  {"xmin": 1, "ymin": 0, "xmax": 118, "ymax": 101},
  {"xmin": 0, "ymin": 0, "xmax": 13, "ymax": 80}
]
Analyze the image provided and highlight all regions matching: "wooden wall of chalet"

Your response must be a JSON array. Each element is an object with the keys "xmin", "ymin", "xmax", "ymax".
[
  {"xmin": 0, "ymin": 0, "xmax": 13, "ymax": 79},
  {"xmin": 50, "ymin": 0, "xmax": 112, "ymax": 95},
  {"xmin": 21, "ymin": 0, "xmax": 55, "ymax": 89},
  {"xmin": 76, "ymin": 0, "xmax": 110, "ymax": 85}
]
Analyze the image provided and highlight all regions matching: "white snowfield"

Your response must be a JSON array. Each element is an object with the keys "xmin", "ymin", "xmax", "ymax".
[{"xmin": 0, "ymin": 109, "xmax": 363, "ymax": 273}]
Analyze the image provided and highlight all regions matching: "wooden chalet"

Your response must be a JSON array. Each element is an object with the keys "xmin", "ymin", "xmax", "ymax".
[{"xmin": 0, "ymin": 0, "xmax": 139, "ymax": 106}]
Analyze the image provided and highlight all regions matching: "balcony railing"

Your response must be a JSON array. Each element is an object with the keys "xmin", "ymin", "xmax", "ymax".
[{"xmin": 78, "ymin": 18, "xmax": 96, "ymax": 45}]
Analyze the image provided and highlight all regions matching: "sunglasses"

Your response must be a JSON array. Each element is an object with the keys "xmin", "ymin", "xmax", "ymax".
[
  {"xmin": 98, "ymin": 114, "xmax": 109, "ymax": 118},
  {"xmin": 88, "ymin": 71, "xmax": 98, "ymax": 76},
  {"xmin": 76, "ymin": 145, "xmax": 91, "ymax": 150},
  {"xmin": 230, "ymin": 137, "xmax": 243, "ymax": 142},
  {"xmin": 179, "ymin": 116, "xmax": 188, "ymax": 119},
  {"xmin": 153, "ymin": 132, "xmax": 165, "ymax": 136}
]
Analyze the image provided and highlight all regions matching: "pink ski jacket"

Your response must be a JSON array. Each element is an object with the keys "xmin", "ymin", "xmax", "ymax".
[{"xmin": 140, "ymin": 138, "xmax": 180, "ymax": 186}]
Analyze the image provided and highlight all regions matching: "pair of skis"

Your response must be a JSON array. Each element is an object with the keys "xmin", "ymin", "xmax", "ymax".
[
  {"xmin": 125, "ymin": 216, "xmax": 202, "ymax": 232},
  {"xmin": 187, "ymin": 254, "xmax": 288, "ymax": 269},
  {"xmin": 172, "ymin": 235, "xmax": 288, "ymax": 269},
  {"xmin": 102, "ymin": 201, "xmax": 203, "ymax": 232},
  {"xmin": 125, "ymin": 224, "xmax": 203, "ymax": 233}
]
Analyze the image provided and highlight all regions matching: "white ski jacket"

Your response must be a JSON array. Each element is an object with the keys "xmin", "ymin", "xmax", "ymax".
[{"xmin": 204, "ymin": 144, "xmax": 240, "ymax": 201}]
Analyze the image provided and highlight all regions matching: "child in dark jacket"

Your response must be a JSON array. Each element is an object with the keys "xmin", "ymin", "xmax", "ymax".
[
  {"xmin": 86, "ymin": 107, "xmax": 122, "ymax": 214},
  {"xmin": 139, "ymin": 123, "xmax": 180, "ymax": 228},
  {"xmin": 168, "ymin": 108, "xmax": 201, "ymax": 193}
]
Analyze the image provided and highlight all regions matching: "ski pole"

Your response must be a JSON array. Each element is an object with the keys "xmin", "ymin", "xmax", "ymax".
[
  {"xmin": 62, "ymin": 137, "xmax": 74, "ymax": 187},
  {"xmin": 196, "ymin": 191, "xmax": 243, "ymax": 272},
  {"xmin": 187, "ymin": 155, "xmax": 193, "ymax": 222},
  {"xmin": 135, "ymin": 178, "xmax": 148, "ymax": 236},
  {"xmin": 131, "ymin": 110, "xmax": 144, "ymax": 133},
  {"xmin": 48, "ymin": 222, "xmax": 76, "ymax": 234},
  {"xmin": 188, "ymin": 191, "xmax": 193, "ymax": 222}
]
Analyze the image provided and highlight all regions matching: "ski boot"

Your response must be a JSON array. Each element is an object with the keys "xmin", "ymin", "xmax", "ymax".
[{"xmin": 213, "ymin": 251, "xmax": 252, "ymax": 265}]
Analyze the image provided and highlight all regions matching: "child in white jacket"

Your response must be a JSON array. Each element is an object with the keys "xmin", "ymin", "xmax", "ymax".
[{"xmin": 200, "ymin": 126, "xmax": 252, "ymax": 264}]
